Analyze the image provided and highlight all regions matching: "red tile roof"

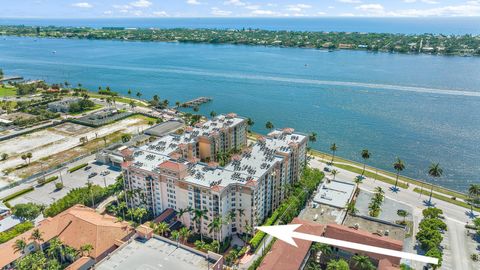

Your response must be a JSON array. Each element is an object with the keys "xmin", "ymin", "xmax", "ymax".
[
  {"xmin": 158, "ymin": 160, "xmax": 187, "ymax": 172},
  {"xmin": 258, "ymin": 218, "xmax": 325, "ymax": 270},
  {"xmin": 324, "ymin": 224, "xmax": 403, "ymax": 265}
]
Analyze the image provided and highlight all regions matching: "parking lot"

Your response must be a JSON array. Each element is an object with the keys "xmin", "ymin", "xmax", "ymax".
[{"xmin": 9, "ymin": 160, "xmax": 121, "ymax": 207}]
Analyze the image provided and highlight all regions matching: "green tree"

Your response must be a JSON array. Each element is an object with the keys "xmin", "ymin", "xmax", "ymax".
[
  {"xmin": 351, "ymin": 255, "xmax": 375, "ymax": 270},
  {"xmin": 12, "ymin": 203, "xmax": 43, "ymax": 221},
  {"xmin": 0, "ymin": 68, "xmax": 3, "ymax": 79},
  {"xmin": 171, "ymin": 230, "xmax": 180, "ymax": 247},
  {"xmin": 13, "ymin": 238, "xmax": 27, "ymax": 254},
  {"xmin": 425, "ymin": 247, "xmax": 443, "ymax": 269},
  {"xmin": 179, "ymin": 227, "xmax": 191, "ymax": 244},
  {"xmin": 360, "ymin": 149, "xmax": 370, "ymax": 175},
  {"xmin": 155, "ymin": 222, "xmax": 170, "ymax": 237},
  {"xmin": 422, "ymin": 207, "xmax": 443, "ymax": 219},
  {"xmin": 393, "ymin": 158, "xmax": 405, "ymax": 190},
  {"xmin": 326, "ymin": 259, "xmax": 350, "ymax": 270},
  {"xmin": 331, "ymin": 169, "xmax": 338, "ymax": 180},
  {"xmin": 309, "ymin": 132, "xmax": 317, "ymax": 143},
  {"xmin": 210, "ymin": 111, "xmax": 217, "ymax": 118},
  {"xmin": 127, "ymin": 89, "xmax": 132, "ymax": 96},
  {"xmin": 265, "ymin": 121, "xmax": 274, "ymax": 131},
  {"xmin": 79, "ymin": 243, "xmax": 94, "ymax": 257},
  {"xmin": 136, "ymin": 92, "xmax": 142, "ymax": 99},
  {"xmin": 121, "ymin": 133, "xmax": 132, "ymax": 143},
  {"xmin": 30, "ymin": 228, "xmax": 44, "ymax": 252},
  {"xmin": 397, "ymin": 209, "xmax": 409, "ymax": 224},
  {"xmin": 427, "ymin": 163, "xmax": 443, "ymax": 205},
  {"xmin": 468, "ymin": 184, "xmax": 480, "ymax": 213},
  {"xmin": 208, "ymin": 216, "xmax": 224, "ymax": 252},
  {"xmin": 330, "ymin": 143, "xmax": 338, "ymax": 163},
  {"xmin": 193, "ymin": 209, "xmax": 208, "ymax": 242}
]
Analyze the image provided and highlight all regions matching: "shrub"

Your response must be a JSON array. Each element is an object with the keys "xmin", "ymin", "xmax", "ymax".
[
  {"xmin": 471, "ymin": 253, "xmax": 479, "ymax": 262},
  {"xmin": 55, "ymin": 182, "xmax": 64, "ymax": 190},
  {"xmin": 0, "ymin": 221, "xmax": 34, "ymax": 243},
  {"xmin": 38, "ymin": 175, "xmax": 58, "ymax": 185},
  {"xmin": 12, "ymin": 203, "xmax": 43, "ymax": 221},
  {"xmin": 68, "ymin": 163, "xmax": 88, "ymax": 173},
  {"xmin": 1, "ymin": 187, "xmax": 34, "ymax": 202}
]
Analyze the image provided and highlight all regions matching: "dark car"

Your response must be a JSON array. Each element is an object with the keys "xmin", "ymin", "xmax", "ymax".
[
  {"xmin": 84, "ymin": 166, "xmax": 92, "ymax": 171},
  {"xmin": 88, "ymin": 172, "xmax": 97, "ymax": 178}
]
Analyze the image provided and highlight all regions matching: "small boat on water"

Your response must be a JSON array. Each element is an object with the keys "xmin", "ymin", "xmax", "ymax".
[{"xmin": 52, "ymin": 50, "xmax": 56, "ymax": 54}]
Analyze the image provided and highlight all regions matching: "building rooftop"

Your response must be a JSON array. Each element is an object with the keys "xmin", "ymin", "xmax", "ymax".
[
  {"xmin": 144, "ymin": 120, "xmax": 184, "ymax": 137},
  {"xmin": 0, "ymin": 205, "xmax": 134, "ymax": 268},
  {"xmin": 313, "ymin": 179, "xmax": 356, "ymax": 209},
  {"xmin": 95, "ymin": 236, "xmax": 219, "ymax": 270},
  {"xmin": 0, "ymin": 216, "xmax": 21, "ymax": 233}
]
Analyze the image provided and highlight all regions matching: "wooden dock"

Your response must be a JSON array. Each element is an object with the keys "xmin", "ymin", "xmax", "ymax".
[
  {"xmin": 0, "ymin": 76, "xmax": 23, "ymax": 82},
  {"xmin": 182, "ymin": 97, "xmax": 212, "ymax": 108}
]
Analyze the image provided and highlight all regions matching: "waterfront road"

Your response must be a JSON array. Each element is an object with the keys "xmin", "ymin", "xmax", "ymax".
[{"xmin": 309, "ymin": 158, "xmax": 478, "ymax": 270}]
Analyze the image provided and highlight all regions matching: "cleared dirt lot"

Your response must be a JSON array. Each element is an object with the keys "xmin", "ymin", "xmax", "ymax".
[{"xmin": 0, "ymin": 116, "xmax": 152, "ymax": 188}]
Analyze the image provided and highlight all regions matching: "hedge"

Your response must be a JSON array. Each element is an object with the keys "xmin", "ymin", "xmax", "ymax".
[
  {"xmin": 68, "ymin": 163, "xmax": 88, "ymax": 173},
  {"xmin": 0, "ymin": 221, "xmax": 34, "ymax": 243},
  {"xmin": 1, "ymin": 187, "xmax": 34, "ymax": 203},
  {"xmin": 248, "ymin": 239, "xmax": 276, "ymax": 270},
  {"xmin": 248, "ymin": 168, "xmax": 324, "ymax": 251},
  {"xmin": 37, "ymin": 175, "xmax": 58, "ymax": 185}
]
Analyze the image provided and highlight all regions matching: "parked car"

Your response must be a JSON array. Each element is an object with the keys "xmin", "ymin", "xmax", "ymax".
[
  {"xmin": 88, "ymin": 172, "xmax": 97, "ymax": 178},
  {"xmin": 84, "ymin": 166, "xmax": 92, "ymax": 171},
  {"xmin": 323, "ymin": 166, "xmax": 332, "ymax": 172}
]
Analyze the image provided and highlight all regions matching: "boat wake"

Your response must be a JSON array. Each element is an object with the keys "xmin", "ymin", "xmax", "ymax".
[{"xmin": 4, "ymin": 58, "xmax": 480, "ymax": 97}]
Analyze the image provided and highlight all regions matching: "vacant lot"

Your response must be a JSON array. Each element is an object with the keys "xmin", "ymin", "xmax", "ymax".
[{"xmin": 0, "ymin": 116, "xmax": 152, "ymax": 187}]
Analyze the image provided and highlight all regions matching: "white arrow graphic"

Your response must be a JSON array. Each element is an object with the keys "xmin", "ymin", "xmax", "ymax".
[{"xmin": 256, "ymin": 224, "xmax": 438, "ymax": 265}]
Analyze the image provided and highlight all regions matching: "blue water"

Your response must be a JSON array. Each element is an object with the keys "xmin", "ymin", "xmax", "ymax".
[
  {"xmin": 1, "ymin": 17, "xmax": 480, "ymax": 34},
  {"xmin": 0, "ymin": 35, "xmax": 479, "ymax": 192}
]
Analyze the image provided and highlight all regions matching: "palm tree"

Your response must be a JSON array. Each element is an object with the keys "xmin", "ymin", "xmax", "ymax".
[
  {"xmin": 155, "ymin": 222, "xmax": 170, "ymax": 237},
  {"xmin": 331, "ymin": 169, "xmax": 338, "ymax": 180},
  {"xmin": 208, "ymin": 216, "xmax": 224, "ymax": 252},
  {"xmin": 13, "ymin": 238, "xmax": 27, "ymax": 254},
  {"xmin": 21, "ymin": 154, "xmax": 27, "ymax": 164},
  {"xmin": 306, "ymin": 262, "xmax": 322, "ymax": 270},
  {"xmin": 79, "ymin": 244, "xmax": 93, "ymax": 257},
  {"xmin": 193, "ymin": 209, "xmax": 208, "ymax": 241},
  {"xmin": 468, "ymin": 184, "xmax": 480, "ymax": 213},
  {"xmin": 127, "ymin": 89, "xmax": 132, "ymax": 97},
  {"xmin": 30, "ymin": 228, "xmax": 44, "ymax": 252},
  {"xmin": 374, "ymin": 186, "xmax": 385, "ymax": 195},
  {"xmin": 427, "ymin": 163, "xmax": 443, "ymax": 205},
  {"xmin": 171, "ymin": 230, "xmax": 180, "ymax": 248},
  {"xmin": 177, "ymin": 207, "xmax": 190, "ymax": 225},
  {"xmin": 393, "ymin": 158, "xmax": 405, "ymax": 191},
  {"xmin": 247, "ymin": 117, "xmax": 254, "ymax": 127},
  {"xmin": 265, "ymin": 121, "xmax": 274, "ymax": 131},
  {"xmin": 397, "ymin": 209, "xmax": 409, "ymax": 224},
  {"xmin": 210, "ymin": 111, "xmax": 217, "ymax": 118},
  {"xmin": 330, "ymin": 143, "xmax": 338, "ymax": 163},
  {"xmin": 47, "ymin": 237, "xmax": 65, "ymax": 262},
  {"xmin": 360, "ymin": 149, "xmax": 370, "ymax": 175},
  {"xmin": 351, "ymin": 254, "xmax": 375, "ymax": 270},
  {"xmin": 237, "ymin": 208, "xmax": 245, "ymax": 223},
  {"xmin": 179, "ymin": 227, "xmax": 191, "ymax": 244},
  {"xmin": 136, "ymin": 92, "xmax": 142, "ymax": 99},
  {"xmin": 309, "ymin": 132, "xmax": 317, "ymax": 143}
]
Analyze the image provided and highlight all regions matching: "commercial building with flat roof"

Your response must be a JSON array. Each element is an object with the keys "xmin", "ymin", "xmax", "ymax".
[
  {"xmin": 95, "ymin": 233, "xmax": 223, "ymax": 270},
  {"xmin": 120, "ymin": 114, "xmax": 308, "ymax": 241},
  {"xmin": 313, "ymin": 179, "xmax": 356, "ymax": 209}
]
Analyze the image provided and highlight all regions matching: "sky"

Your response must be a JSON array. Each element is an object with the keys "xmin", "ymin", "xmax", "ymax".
[{"xmin": 1, "ymin": 0, "xmax": 480, "ymax": 18}]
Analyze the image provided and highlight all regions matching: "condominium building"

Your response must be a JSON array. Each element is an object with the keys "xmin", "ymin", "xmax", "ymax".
[{"xmin": 120, "ymin": 113, "xmax": 308, "ymax": 241}]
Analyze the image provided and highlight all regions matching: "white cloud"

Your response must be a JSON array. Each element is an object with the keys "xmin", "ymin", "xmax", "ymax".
[
  {"xmin": 103, "ymin": 10, "xmax": 113, "ymax": 15},
  {"xmin": 286, "ymin": 4, "xmax": 312, "ymax": 12},
  {"xmin": 187, "ymin": 0, "xmax": 201, "ymax": 5},
  {"xmin": 245, "ymin": 5, "xmax": 260, "ymax": 10},
  {"xmin": 317, "ymin": 11, "xmax": 327, "ymax": 15},
  {"xmin": 152, "ymin": 11, "xmax": 169, "ymax": 17},
  {"xmin": 131, "ymin": 10, "xmax": 144, "ymax": 16},
  {"xmin": 403, "ymin": 0, "xmax": 439, "ymax": 3},
  {"xmin": 251, "ymin": 9, "xmax": 276, "ymax": 15},
  {"xmin": 224, "ymin": 0, "xmax": 245, "ymax": 6},
  {"xmin": 72, "ymin": 2, "xmax": 92, "ymax": 8},
  {"xmin": 211, "ymin": 7, "xmax": 232, "ymax": 16},
  {"xmin": 355, "ymin": 4, "xmax": 385, "ymax": 15},
  {"xmin": 113, "ymin": 4, "xmax": 131, "ymax": 10},
  {"xmin": 130, "ymin": 0, "xmax": 152, "ymax": 8},
  {"xmin": 336, "ymin": 0, "xmax": 362, "ymax": 3}
]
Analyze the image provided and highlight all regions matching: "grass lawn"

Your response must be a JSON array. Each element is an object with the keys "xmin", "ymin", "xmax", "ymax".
[
  {"xmin": 0, "ymin": 86, "xmax": 17, "ymax": 97},
  {"xmin": 334, "ymin": 163, "xmax": 408, "ymax": 189},
  {"xmin": 309, "ymin": 149, "xmax": 468, "ymax": 199},
  {"xmin": 413, "ymin": 187, "xmax": 480, "ymax": 212},
  {"xmin": 68, "ymin": 103, "xmax": 103, "ymax": 115}
]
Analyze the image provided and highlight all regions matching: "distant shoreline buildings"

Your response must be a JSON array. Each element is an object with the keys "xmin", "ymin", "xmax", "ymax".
[{"xmin": 120, "ymin": 113, "xmax": 308, "ymax": 240}]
